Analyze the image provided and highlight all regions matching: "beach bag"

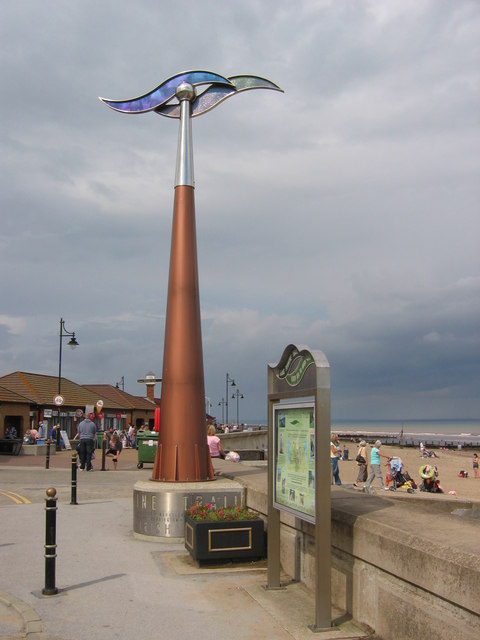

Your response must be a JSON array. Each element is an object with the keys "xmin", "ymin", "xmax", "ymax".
[{"xmin": 355, "ymin": 454, "xmax": 366, "ymax": 464}]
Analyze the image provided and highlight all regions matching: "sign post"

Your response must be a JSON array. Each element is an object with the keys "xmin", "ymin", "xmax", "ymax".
[{"xmin": 267, "ymin": 343, "xmax": 332, "ymax": 631}]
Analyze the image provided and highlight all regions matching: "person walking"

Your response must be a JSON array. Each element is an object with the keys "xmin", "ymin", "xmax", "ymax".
[
  {"xmin": 363, "ymin": 440, "xmax": 390, "ymax": 492},
  {"xmin": 353, "ymin": 440, "xmax": 368, "ymax": 487},
  {"xmin": 330, "ymin": 433, "xmax": 342, "ymax": 485},
  {"xmin": 77, "ymin": 413, "xmax": 97, "ymax": 471}
]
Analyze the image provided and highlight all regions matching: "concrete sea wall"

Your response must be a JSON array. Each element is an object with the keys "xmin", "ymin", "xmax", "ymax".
[{"xmin": 223, "ymin": 463, "xmax": 480, "ymax": 640}]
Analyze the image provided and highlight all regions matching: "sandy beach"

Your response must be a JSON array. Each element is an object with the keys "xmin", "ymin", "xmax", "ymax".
[{"xmin": 338, "ymin": 439, "xmax": 480, "ymax": 501}]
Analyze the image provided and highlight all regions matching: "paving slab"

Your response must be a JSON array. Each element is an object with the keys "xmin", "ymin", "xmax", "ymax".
[{"xmin": 0, "ymin": 458, "xmax": 370, "ymax": 640}]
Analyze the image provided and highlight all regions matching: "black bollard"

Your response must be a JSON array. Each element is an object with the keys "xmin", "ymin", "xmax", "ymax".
[
  {"xmin": 70, "ymin": 450, "xmax": 78, "ymax": 505},
  {"xmin": 42, "ymin": 487, "xmax": 58, "ymax": 596},
  {"xmin": 45, "ymin": 440, "xmax": 51, "ymax": 470},
  {"xmin": 101, "ymin": 433, "xmax": 107, "ymax": 471}
]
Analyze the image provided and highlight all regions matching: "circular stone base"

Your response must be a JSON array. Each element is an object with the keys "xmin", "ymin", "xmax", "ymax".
[{"xmin": 133, "ymin": 479, "xmax": 245, "ymax": 540}]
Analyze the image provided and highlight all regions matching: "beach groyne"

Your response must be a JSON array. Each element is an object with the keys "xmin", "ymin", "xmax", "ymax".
[
  {"xmin": 336, "ymin": 430, "xmax": 480, "ymax": 449},
  {"xmin": 218, "ymin": 426, "xmax": 480, "ymax": 451}
]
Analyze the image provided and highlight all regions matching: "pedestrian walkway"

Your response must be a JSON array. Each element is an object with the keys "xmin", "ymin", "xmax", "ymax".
[{"xmin": 0, "ymin": 455, "xmax": 371, "ymax": 640}]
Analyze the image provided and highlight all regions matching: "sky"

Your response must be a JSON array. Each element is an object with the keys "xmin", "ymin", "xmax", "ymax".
[{"xmin": 1, "ymin": 0, "xmax": 479, "ymax": 423}]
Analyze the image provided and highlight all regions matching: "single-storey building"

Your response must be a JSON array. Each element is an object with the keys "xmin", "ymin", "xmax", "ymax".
[{"xmin": 0, "ymin": 371, "xmax": 157, "ymax": 440}]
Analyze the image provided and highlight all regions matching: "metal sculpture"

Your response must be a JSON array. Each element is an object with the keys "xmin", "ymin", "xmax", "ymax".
[{"xmin": 101, "ymin": 71, "xmax": 282, "ymax": 481}]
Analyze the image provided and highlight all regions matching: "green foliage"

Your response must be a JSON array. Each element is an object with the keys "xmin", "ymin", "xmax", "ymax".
[{"xmin": 187, "ymin": 503, "xmax": 259, "ymax": 522}]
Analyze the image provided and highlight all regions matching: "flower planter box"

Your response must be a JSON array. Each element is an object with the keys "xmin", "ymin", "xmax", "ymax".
[{"xmin": 184, "ymin": 515, "xmax": 265, "ymax": 562}]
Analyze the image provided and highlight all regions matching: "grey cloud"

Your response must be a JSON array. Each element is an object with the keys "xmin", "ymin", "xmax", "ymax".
[{"xmin": 0, "ymin": 1, "xmax": 478, "ymax": 422}]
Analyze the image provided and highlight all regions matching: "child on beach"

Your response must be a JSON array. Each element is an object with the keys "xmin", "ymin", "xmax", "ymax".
[
  {"xmin": 473, "ymin": 453, "xmax": 479, "ymax": 479},
  {"xmin": 419, "ymin": 464, "xmax": 443, "ymax": 493}
]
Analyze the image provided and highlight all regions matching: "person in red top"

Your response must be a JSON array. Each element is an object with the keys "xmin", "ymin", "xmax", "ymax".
[{"xmin": 207, "ymin": 424, "xmax": 225, "ymax": 459}]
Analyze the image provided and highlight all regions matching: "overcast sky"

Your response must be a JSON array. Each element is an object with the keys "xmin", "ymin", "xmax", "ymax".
[{"xmin": 1, "ymin": 1, "xmax": 479, "ymax": 423}]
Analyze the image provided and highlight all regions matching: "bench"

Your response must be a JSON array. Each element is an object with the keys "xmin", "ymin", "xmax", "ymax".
[{"xmin": 0, "ymin": 439, "xmax": 23, "ymax": 455}]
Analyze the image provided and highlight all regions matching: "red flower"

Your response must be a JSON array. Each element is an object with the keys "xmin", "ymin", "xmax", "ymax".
[{"xmin": 186, "ymin": 503, "xmax": 258, "ymax": 522}]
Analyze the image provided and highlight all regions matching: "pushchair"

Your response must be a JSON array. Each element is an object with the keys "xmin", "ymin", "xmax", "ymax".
[{"xmin": 386, "ymin": 457, "xmax": 416, "ymax": 492}]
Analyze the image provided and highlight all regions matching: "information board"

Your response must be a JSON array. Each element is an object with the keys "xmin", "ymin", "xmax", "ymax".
[
  {"xmin": 273, "ymin": 401, "xmax": 315, "ymax": 523},
  {"xmin": 60, "ymin": 430, "xmax": 72, "ymax": 450}
]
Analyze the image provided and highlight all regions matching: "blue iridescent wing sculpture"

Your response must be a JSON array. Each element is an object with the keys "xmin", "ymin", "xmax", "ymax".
[
  {"xmin": 99, "ymin": 70, "xmax": 233, "ymax": 114},
  {"xmin": 157, "ymin": 85, "xmax": 234, "ymax": 119},
  {"xmin": 155, "ymin": 75, "xmax": 284, "ymax": 119},
  {"xmin": 228, "ymin": 75, "xmax": 283, "ymax": 91}
]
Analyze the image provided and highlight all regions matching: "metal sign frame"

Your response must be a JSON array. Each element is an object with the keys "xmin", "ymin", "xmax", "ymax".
[{"xmin": 267, "ymin": 343, "xmax": 332, "ymax": 632}]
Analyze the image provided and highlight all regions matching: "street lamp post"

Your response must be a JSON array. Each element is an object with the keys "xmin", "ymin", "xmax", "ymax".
[
  {"xmin": 231, "ymin": 389, "xmax": 244, "ymax": 425},
  {"xmin": 205, "ymin": 397, "xmax": 212, "ymax": 415},
  {"xmin": 217, "ymin": 398, "xmax": 226, "ymax": 424},
  {"xmin": 56, "ymin": 318, "xmax": 78, "ymax": 450},
  {"xmin": 225, "ymin": 373, "xmax": 236, "ymax": 426}
]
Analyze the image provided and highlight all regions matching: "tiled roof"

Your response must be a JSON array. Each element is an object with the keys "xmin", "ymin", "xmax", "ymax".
[
  {"xmin": 83, "ymin": 385, "xmax": 155, "ymax": 411},
  {"xmin": 0, "ymin": 372, "xmax": 105, "ymax": 408},
  {"xmin": 0, "ymin": 384, "xmax": 31, "ymax": 404},
  {"xmin": 0, "ymin": 372, "xmax": 156, "ymax": 412}
]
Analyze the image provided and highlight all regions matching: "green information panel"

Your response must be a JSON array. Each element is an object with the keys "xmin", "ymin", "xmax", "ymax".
[{"xmin": 273, "ymin": 402, "xmax": 315, "ymax": 523}]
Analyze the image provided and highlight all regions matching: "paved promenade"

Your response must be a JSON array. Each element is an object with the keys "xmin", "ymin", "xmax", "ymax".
[{"xmin": 0, "ymin": 451, "xmax": 370, "ymax": 640}]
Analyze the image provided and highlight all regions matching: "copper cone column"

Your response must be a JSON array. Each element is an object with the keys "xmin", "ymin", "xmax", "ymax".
[
  {"xmin": 152, "ymin": 185, "xmax": 214, "ymax": 481},
  {"xmin": 99, "ymin": 73, "xmax": 282, "ymax": 482}
]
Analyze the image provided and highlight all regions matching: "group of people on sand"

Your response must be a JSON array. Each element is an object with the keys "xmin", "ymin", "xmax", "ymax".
[
  {"xmin": 331, "ymin": 434, "xmax": 392, "ymax": 491},
  {"xmin": 353, "ymin": 438, "xmax": 444, "ymax": 493},
  {"xmin": 331, "ymin": 433, "xmax": 479, "ymax": 493}
]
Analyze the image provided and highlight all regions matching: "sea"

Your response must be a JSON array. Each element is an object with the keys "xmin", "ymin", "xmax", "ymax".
[{"xmin": 248, "ymin": 419, "xmax": 480, "ymax": 447}]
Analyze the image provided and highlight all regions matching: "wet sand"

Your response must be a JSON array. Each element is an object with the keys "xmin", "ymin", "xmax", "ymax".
[{"xmin": 338, "ymin": 440, "xmax": 480, "ymax": 500}]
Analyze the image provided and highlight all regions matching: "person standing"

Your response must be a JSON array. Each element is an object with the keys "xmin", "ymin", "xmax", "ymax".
[
  {"xmin": 37, "ymin": 420, "xmax": 46, "ymax": 440},
  {"xmin": 77, "ymin": 413, "xmax": 97, "ymax": 471},
  {"xmin": 363, "ymin": 440, "xmax": 390, "ymax": 492},
  {"xmin": 473, "ymin": 453, "xmax": 479, "ymax": 479},
  {"xmin": 128, "ymin": 423, "xmax": 136, "ymax": 448},
  {"xmin": 353, "ymin": 440, "xmax": 368, "ymax": 487},
  {"xmin": 330, "ymin": 433, "xmax": 342, "ymax": 485}
]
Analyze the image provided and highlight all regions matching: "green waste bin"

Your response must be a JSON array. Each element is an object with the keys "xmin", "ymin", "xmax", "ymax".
[
  {"xmin": 136, "ymin": 430, "xmax": 158, "ymax": 468},
  {"xmin": 96, "ymin": 431, "xmax": 106, "ymax": 449}
]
